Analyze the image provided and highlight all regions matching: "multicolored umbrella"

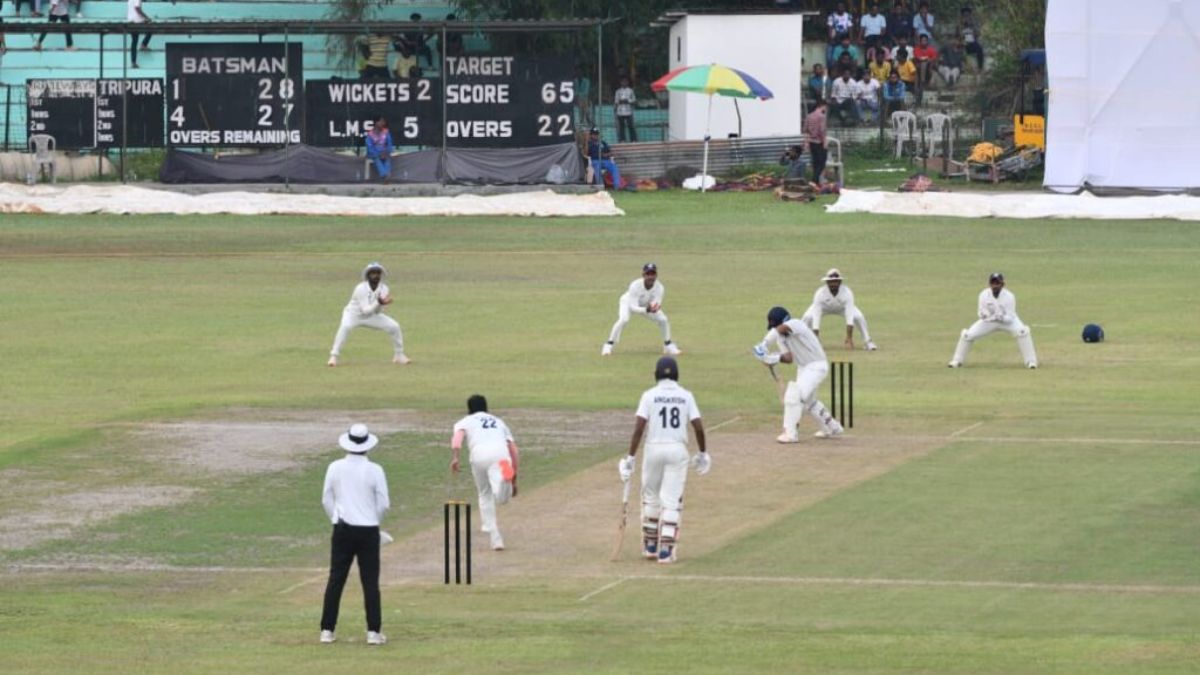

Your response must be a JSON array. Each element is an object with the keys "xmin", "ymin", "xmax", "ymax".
[{"xmin": 652, "ymin": 64, "xmax": 774, "ymax": 191}]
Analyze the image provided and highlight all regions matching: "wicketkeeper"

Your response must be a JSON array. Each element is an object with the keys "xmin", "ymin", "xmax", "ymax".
[{"xmin": 949, "ymin": 272, "xmax": 1038, "ymax": 368}]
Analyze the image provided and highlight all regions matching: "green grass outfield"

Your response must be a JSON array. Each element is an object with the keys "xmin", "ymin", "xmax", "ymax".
[{"xmin": 1, "ymin": 191, "xmax": 1198, "ymax": 673}]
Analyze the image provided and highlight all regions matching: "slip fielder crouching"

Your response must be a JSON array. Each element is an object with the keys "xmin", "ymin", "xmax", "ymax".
[{"xmin": 328, "ymin": 262, "xmax": 411, "ymax": 367}]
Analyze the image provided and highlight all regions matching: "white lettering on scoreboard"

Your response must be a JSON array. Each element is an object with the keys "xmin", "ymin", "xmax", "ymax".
[
  {"xmin": 180, "ymin": 56, "xmax": 289, "ymax": 75},
  {"xmin": 444, "ymin": 55, "xmax": 574, "ymax": 145}
]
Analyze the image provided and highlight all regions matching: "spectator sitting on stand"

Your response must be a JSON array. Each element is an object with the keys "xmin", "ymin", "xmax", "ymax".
[
  {"xmin": 859, "ymin": 3, "xmax": 888, "ymax": 63},
  {"xmin": 835, "ymin": 51, "xmax": 857, "ymax": 81},
  {"xmin": 826, "ymin": 1, "xmax": 854, "ymax": 66},
  {"xmin": 913, "ymin": 1, "xmax": 935, "ymax": 42},
  {"xmin": 808, "ymin": 64, "xmax": 829, "ymax": 105},
  {"xmin": 830, "ymin": 35, "xmax": 860, "ymax": 68},
  {"xmin": 939, "ymin": 37, "xmax": 965, "ymax": 88},
  {"xmin": 894, "ymin": 49, "xmax": 917, "ymax": 92},
  {"xmin": 365, "ymin": 117, "xmax": 395, "ymax": 183},
  {"xmin": 359, "ymin": 34, "xmax": 391, "ymax": 79},
  {"xmin": 912, "ymin": 34, "xmax": 938, "ymax": 103},
  {"xmin": 887, "ymin": 1, "xmax": 913, "ymax": 46},
  {"xmin": 830, "ymin": 68, "xmax": 859, "ymax": 126},
  {"xmin": 779, "ymin": 144, "xmax": 807, "ymax": 180},
  {"xmin": 854, "ymin": 68, "xmax": 881, "ymax": 124},
  {"xmin": 960, "ymin": 5, "xmax": 984, "ymax": 71},
  {"xmin": 883, "ymin": 71, "xmax": 907, "ymax": 116},
  {"xmin": 586, "ymin": 127, "xmax": 621, "ymax": 190},
  {"xmin": 889, "ymin": 35, "xmax": 911, "ymax": 62},
  {"xmin": 869, "ymin": 49, "xmax": 892, "ymax": 86}
]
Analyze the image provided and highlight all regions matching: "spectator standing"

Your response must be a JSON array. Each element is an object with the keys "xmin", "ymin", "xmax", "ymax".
[
  {"xmin": 402, "ymin": 13, "xmax": 433, "ymax": 70},
  {"xmin": 854, "ymin": 69, "xmax": 881, "ymax": 124},
  {"xmin": 586, "ymin": 127, "xmax": 621, "ymax": 189},
  {"xmin": 913, "ymin": 2, "xmax": 935, "ymax": 42},
  {"xmin": 883, "ymin": 71, "xmax": 907, "ymax": 116},
  {"xmin": 887, "ymin": 1, "xmax": 913, "ymax": 46},
  {"xmin": 829, "ymin": 69, "xmax": 859, "ymax": 126},
  {"xmin": 14, "ymin": 0, "xmax": 43, "ymax": 17},
  {"xmin": 869, "ymin": 49, "xmax": 892, "ymax": 86},
  {"xmin": 805, "ymin": 100, "xmax": 829, "ymax": 182},
  {"xmin": 912, "ymin": 34, "xmax": 938, "ymax": 104},
  {"xmin": 0, "ymin": 20, "xmax": 6, "ymax": 69},
  {"xmin": 960, "ymin": 6, "xmax": 984, "ymax": 70},
  {"xmin": 33, "ymin": 0, "xmax": 76, "ymax": 52},
  {"xmin": 575, "ymin": 66, "xmax": 594, "ymax": 128},
  {"xmin": 939, "ymin": 38, "xmax": 965, "ymax": 88},
  {"xmin": 318, "ymin": 424, "xmax": 390, "ymax": 646},
  {"xmin": 444, "ymin": 13, "xmax": 464, "ymax": 56},
  {"xmin": 779, "ymin": 144, "xmax": 807, "ymax": 180},
  {"xmin": 127, "ymin": 0, "xmax": 151, "ymax": 69},
  {"xmin": 358, "ymin": 34, "xmax": 391, "ymax": 79},
  {"xmin": 859, "ymin": 3, "xmax": 887, "ymax": 64},
  {"xmin": 614, "ymin": 76, "xmax": 637, "ymax": 143},
  {"xmin": 365, "ymin": 117, "xmax": 395, "ymax": 182}
]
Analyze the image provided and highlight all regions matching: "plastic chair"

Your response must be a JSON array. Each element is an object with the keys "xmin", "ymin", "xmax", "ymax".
[
  {"xmin": 825, "ymin": 137, "xmax": 844, "ymax": 185},
  {"xmin": 29, "ymin": 134, "xmax": 58, "ymax": 183},
  {"xmin": 924, "ymin": 113, "xmax": 951, "ymax": 158},
  {"xmin": 890, "ymin": 111, "xmax": 918, "ymax": 159}
]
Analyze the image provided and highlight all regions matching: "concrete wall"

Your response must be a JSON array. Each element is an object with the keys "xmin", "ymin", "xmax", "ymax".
[{"xmin": 667, "ymin": 14, "xmax": 805, "ymax": 141}]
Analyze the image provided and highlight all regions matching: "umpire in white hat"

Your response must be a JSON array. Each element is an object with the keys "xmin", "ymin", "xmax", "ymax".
[{"xmin": 319, "ymin": 423, "xmax": 390, "ymax": 646}]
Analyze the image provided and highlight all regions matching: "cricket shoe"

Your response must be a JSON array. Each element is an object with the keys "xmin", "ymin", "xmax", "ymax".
[
  {"xmin": 866, "ymin": 341, "xmax": 879, "ymax": 351},
  {"xmin": 1026, "ymin": 362, "xmax": 1038, "ymax": 369},
  {"xmin": 601, "ymin": 342, "xmax": 613, "ymax": 356},
  {"xmin": 663, "ymin": 343, "xmax": 682, "ymax": 356},
  {"xmin": 947, "ymin": 360, "xmax": 962, "ymax": 368},
  {"xmin": 393, "ymin": 354, "xmax": 411, "ymax": 365},
  {"xmin": 327, "ymin": 356, "xmax": 338, "ymax": 367},
  {"xmin": 776, "ymin": 433, "xmax": 801, "ymax": 444},
  {"xmin": 642, "ymin": 540, "xmax": 658, "ymax": 559},
  {"xmin": 656, "ymin": 545, "xmax": 677, "ymax": 564},
  {"xmin": 366, "ymin": 632, "xmax": 387, "ymax": 646},
  {"xmin": 814, "ymin": 427, "xmax": 845, "ymax": 439},
  {"xmin": 319, "ymin": 630, "xmax": 336, "ymax": 644},
  {"xmin": 490, "ymin": 530, "xmax": 505, "ymax": 551}
]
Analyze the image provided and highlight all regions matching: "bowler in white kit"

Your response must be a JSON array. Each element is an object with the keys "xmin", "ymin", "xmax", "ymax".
[
  {"xmin": 754, "ymin": 306, "xmax": 845, "ymax": 443},
  {"xmin": 801, "ymin": 268, "xmax": 878, "ymax": 351},
  {"xmin": 451, "ymin": 395, "xmax": 520, "ymax": 550},
  {"xmin": 949, "ymin": 272, "xmax": 1038, "ymax": 369},
  {"xmin": 602, "ymin": 263, "xmax": 681, "ymax": 356},
  {"xmin": 617, "ymin": 356, "xmax": 709, "ymax": 564},
  {"xmin": 327, "ymin": 262, "xmax": 410, "ymax": 367}
]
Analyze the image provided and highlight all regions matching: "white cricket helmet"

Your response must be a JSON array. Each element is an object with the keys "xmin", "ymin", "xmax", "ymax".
[
  {"xmin": 362, "ymin": 262, "xmax": 388, "ymax": 280},
  {"xmin": 821, "ymin": 268, "xmax": 843, "ymax": 282}
]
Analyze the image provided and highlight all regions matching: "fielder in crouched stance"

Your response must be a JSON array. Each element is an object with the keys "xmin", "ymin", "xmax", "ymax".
[
  {"xmin": 949, "ymin": 272, "xmax": 1038, "ymax": 369},
  {"xmin": 328, "ymin": 262, "xmax": 410, "ymax": 367},
  {"xmin": 754, "ymin": 306, "xmax": 845, "ymax": 443},
  {"xmin": 801, "ymin": 268, "xmax": 878, "ymax": 351},
  {"xmin": 618, "ymin": 357, "xmax": 709, "ymax": 564},
  {"xmin": 602, "ymin": 263, "xmax": 681, "ymax": 356},
  {"xmin": 451, "ymin": 395, "xmax": 519, "ymax": 551}
]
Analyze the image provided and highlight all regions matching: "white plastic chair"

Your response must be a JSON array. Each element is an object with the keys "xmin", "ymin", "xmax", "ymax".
[
  {"xmin": 924, "ymin": 113, "xmax": 951, "ymax": 158},
  {"xmin": 890, "ymin": 111, "xmax": 918, "ymax": 159},
  {"xmin": 29, "ymin": 134, "xmax": 58, "ymax": 183},
  {"xmin": 825, "ymin": 137, "xmax": 844, "ymax": 185}
]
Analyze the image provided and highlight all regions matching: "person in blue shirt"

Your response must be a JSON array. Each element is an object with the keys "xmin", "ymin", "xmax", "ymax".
[
  {"xmin": 808, "ymin": 64, "xmax": 829, "ymax": 109},
  {"xmin": 586, "ymin": 127, "xmax": 621, "ymax": 189},
  {"xmin": 365, "ymin": 117, "xmax": 395, "ymax": 182},
  {"xmin": 883, "ymin": 71, "xmax": 907, "ymax": 116}
]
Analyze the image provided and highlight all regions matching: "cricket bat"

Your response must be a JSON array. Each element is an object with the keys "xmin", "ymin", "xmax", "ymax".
[
  {"xmin": 767, "ymin": 363, "xmax": 786, "ymax": 402},
  {"xmin": 609, "ymin": 480, "xmax": 633, "ymax": 562}
]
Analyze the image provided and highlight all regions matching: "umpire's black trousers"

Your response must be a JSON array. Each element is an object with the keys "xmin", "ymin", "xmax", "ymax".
[{"xmin": 320, "ymin": 521, "xmax": 381, "ymax": 633}]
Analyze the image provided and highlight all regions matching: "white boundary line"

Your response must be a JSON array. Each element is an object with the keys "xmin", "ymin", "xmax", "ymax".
[
  {"xmin": 612, "ymin": 574, "xmax": 1200, "ymax": 595},
  {"xmin": 578, "ymin": 576, "xmax": 629, "ymax": 602},
  {"xmin": 707, "ymin": 416, "xmax": 742, "ymax": 433},
  {"xmin": 956, "ymin": 435, "xmax": 1200, "ymax": 447},
  {"xmin": 949, "ymin": 421, "xmax": 984, "ymax": 438}
]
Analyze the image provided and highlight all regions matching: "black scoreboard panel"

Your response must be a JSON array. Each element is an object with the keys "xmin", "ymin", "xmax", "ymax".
[
  {"xmin": 96, "ymin": 79, "xmax": 165, "ymax": 148},
  {"xmin": 305, "ymin": 78, "xmax": 442, "ymax": 147},
  {"xmin": 26, "ymin": 79, "xmax": 164, "ymax": 149},
  {"xmin": 26, "ymin": 79, "xmax": 96, "ymax": 150},
  {"xmin": 443, "ymin": 55, "xmax": 576, "ymax": 148},
  {"xmin": 166, "ymin": 43, "xmax": 303, "ymax": 146}
]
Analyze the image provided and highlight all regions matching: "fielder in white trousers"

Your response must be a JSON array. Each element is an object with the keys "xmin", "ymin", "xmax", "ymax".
[
  {"xmin": 949, "ymin": 273, "xmax": 1038, "ymax": 369},
  {"xmin": 602, "ymin": 263, "xmax": 681, "ymax": 356},
  {"xmin": 328, "ymin": 262, "xmax": 409, "ymax": 366}
]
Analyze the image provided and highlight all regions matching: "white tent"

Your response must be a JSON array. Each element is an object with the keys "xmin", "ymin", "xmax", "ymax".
[{"xmin": 1044, "ymin": 0, "xmax": 1200, "ymax": 192}]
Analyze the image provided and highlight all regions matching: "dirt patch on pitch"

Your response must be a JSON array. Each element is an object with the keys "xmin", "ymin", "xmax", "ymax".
[
  {"xmin": 0, "ymin": 485, "xmax": 196, "ymax": 552},
  {"xmin": 380, "ymin": 426, "xmax": 950, "ymax": 583}
]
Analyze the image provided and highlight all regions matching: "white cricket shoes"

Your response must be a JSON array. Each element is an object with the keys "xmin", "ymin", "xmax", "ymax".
[
  {"xmin": 776, "ymin": 433, "xmax": 801, "ymax": 444},
  {"xmin": 947, "ymin": 360, "xmax": 962, "ymax": 368},
  {"xmin": 326, "ymin": 356, "xmax": 338, "ymax": 367},
  {"xmin": 866, "ymin": 341, "xmax": 879, "ymax": 351},
  {"xmin": 663, "ymin": 343, "xmax": 682, "ymax": 356},
  {"xmin": 601, "ymin": 342, "xmax": 613, "ymax": 356},
  {"xmin": 814, "ymin": 428, "xmax": 844, "ymax": 439},
  {"xmin": 490, "ymin": 530, "xmax": 505, "ymax": 551},
  {"xmin": 366, "ymin": 631, "xmax": 387, "ymax": 646},
  {"xmin": 393, "ymin": 354, "xmax": 411, "ymax": 365},
  {"xmin": 319, "ymin": 630, "xmax": 336, "ymax": 644},
  {"xmin": 1026, "ymin": 362, "xmax": 1038, "ymax": 369}
]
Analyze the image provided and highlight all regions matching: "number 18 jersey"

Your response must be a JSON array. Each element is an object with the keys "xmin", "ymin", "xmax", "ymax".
[{"xmin": 635, "ymin": 380, "xmax": 701, "ymax": 445}]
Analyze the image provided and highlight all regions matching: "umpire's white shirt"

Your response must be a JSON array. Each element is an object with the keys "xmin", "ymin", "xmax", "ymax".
[
  {"xmin": 636, "ymin": 380, "xmax": 701, "ymax": 445},
  {"xmin": 453, "ymin": 412, "xmax": 514, "ymax": 464},
  {"xmin": 623, "ymin": 279, "xmax": 664, "ymax": 313},
  {"xmin": 344, "ymin": 281, "xmax": 391, "ymax": 319},
  {"xmin": 809, "ymin": 285, "xmax": 859, "ymax": 325},
  {"xmin": 322, "ymin": 453, "xmax": 390, "ymax": 526},
  {"xmin": 765, "ymin": 319, "xmax": 828, "ymax": 367}
]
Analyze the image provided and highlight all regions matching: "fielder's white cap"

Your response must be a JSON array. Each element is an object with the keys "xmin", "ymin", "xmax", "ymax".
[
  {"xmin": 338, "ymin": 423, "xmax": 379, "ymax": 453},
  {"xmin": 362, "ymin": 262, "xmax": 387, "ymax": 280},
  {"xmin": 821, "ymin": 268, "xmax": 843, "ymax": 282}
]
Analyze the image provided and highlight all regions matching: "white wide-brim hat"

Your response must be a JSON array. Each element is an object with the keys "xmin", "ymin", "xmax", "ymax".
[
  {"xmin": 338, "ymin": 423, "xmax": 379, "ymax": 453},
  {"xmin": 821, "ymin": 268, "xmax": 843, "ymax": 282}
]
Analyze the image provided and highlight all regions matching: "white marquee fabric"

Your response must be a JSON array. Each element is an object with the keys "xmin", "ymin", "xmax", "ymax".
[
  {"xmin": 827, "ymin": 189, "xmax": 1200, "ymax": 221},
  {"xmin": 0, "ymin": 185, "xmax": 624, "ymax": 218},
  {"xmin": 1045, "ymin": 0, "xmax": 1200, "ymax": 192}
]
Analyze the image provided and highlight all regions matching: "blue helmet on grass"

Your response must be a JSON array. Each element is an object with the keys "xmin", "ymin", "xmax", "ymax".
[{"xmin": 1082, "ymin": 324, "xmax": 1104, "ymax": 343}]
